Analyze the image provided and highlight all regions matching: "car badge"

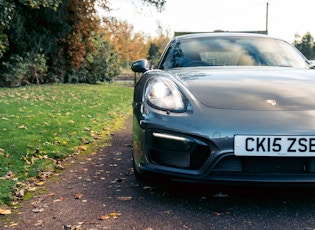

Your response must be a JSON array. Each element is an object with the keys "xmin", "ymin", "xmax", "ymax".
[{"xmin": 266, "ymin": 99, "xmax": 277, "ymax": 106}]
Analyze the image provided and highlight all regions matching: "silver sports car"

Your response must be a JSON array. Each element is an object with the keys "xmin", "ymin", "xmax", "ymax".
[{"xmin": 131, "ymin": 33, "xmax": 315, "ymax": 185}]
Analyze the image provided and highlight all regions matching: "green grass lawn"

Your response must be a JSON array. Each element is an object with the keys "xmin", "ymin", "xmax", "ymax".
[{"xmin": 0, "ymin": 84, "xmax": 133, "ymax": 205}]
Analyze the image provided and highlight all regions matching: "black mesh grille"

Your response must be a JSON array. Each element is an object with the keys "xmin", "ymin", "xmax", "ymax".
[{"xmin": 213, "ymin": 156, "xmax": 315, "ymax": 173}]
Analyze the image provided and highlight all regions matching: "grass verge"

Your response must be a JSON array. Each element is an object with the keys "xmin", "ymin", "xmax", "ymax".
[{"xmin": 0, "ymin": 83, "xmax": 133, "ymax": 205}]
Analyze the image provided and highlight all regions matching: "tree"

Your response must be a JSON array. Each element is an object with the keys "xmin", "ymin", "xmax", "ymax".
[
  {"xmin": 0, "ymin": 0, "xmax": 168, "ymax": 86},
  {"xmin": 294, "ymin": 32, "xmax": 315, "ymax": 60},
  {"xmin": 71, "ymin": 31, "xmax": 121, "ymax": 84},
  {"xmin": 148, "ymin": 42, "xmax": 159, "ymax": 66},
  {"xmin": 0, "ymin": 0, "xmax": 70, "ymax": 85},
  {"xmin": 101, "ymin": 17, "xmax": 149, "ymax": 69},
  {"xmin": 130, "ymin": 32, "xmax": 149, "ymax": 63},
  {"xmin": 138, "ymin": 0, "xmax": 166, "ymax": 11},
  {"xmin": 0, "ymin": 0, "xmax": 15, "ymax": 59},
  {"xmin": 64, "ymin": 0, "xmax": 100, "ymax": 71},
  {"xmin": 0, "ymin": 0, "xmax": 63, "ymax": 58},
  {"xmin": 146, "ymin": 25, "xmax": 170, "ymax": 67}
]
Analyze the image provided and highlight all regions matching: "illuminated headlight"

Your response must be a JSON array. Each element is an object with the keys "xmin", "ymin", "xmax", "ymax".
[{"xmin": 144, "ymin": 78, "xmax": 186, "ymax": 112}]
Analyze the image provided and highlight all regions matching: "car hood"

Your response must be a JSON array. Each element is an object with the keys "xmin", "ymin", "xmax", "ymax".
[{"xmin": 168, "ymin": 67, "xmax": 315, "ymax": 111}]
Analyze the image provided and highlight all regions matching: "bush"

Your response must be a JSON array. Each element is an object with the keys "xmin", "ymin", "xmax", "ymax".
[
  {"xmin": 65, "ymin": 35, "xmax": 121, "ymax": 84},
  {"xmin": 0, "ymin": 52, "xmax": 48, "ymax": 87}
]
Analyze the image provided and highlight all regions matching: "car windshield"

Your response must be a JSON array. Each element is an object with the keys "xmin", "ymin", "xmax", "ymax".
[{"xmin": 159, "ymin": 36, "xmax": 308, "ymax": 69}]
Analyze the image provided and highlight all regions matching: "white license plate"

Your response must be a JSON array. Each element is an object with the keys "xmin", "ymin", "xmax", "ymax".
[{"xmin": 234, "ymin": 135, "xmax": 315, "ymax": 156}]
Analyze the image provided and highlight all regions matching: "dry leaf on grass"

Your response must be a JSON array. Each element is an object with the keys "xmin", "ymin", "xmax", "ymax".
[
  {"xmin": 34, "ymin": 181, "xmax": 45, "ymax": 186},
  {"xmin": 77, "ymin": 146, "xmax": 87, "ymax": 151}
]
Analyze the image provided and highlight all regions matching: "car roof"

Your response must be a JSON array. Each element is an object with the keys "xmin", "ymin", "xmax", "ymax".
[{"xmin": 173, "ymin": 32, "xmax": 283, "ymax": 41}]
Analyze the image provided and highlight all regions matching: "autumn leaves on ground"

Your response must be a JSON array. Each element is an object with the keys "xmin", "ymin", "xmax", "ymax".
[{"xmin": 0, "ymin": 84, "xmax": 133, "ymax": 211}]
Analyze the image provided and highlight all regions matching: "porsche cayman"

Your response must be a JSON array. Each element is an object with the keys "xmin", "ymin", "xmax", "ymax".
[{"xmin": 131, "ymin": 33, "xmax": 315, "ymax": 185}]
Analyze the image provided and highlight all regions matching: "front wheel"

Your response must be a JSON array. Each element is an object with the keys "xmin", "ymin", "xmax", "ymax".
[{"xmin": 132, "ymin": 157, "xmax": 148, "ymax": 182}]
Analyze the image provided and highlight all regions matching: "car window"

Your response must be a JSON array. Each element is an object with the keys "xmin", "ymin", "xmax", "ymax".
[{"xmin": 159, "ymin": 36, "xmax": 308, "ymax": 69}]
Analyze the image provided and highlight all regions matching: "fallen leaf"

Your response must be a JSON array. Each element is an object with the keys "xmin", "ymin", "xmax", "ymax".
[
  {"xmin": 100, "ymin": 212, "xmax": 122, "ymax": 220},
  {"xmin": 34, "ymin": 181, "xmax": 45, "ymax": 186},
  {"xmin": 212, "ymin": 211, "xmax": 230, "ymax": 216},
  {"xmin": 74, "ymin": 193, "xmax": 84, "ymax": 199},
  {"xmin": 108, "ymin": 212, "xmax": 121, "ymax": 218},
  {"xmin": 164, "ymin": 210, "xmax": 172, "ymax": 215},
  {"xmin": 16, "ymin": 188, "xmax": 25, "ymax": 198},
  {"xmin": 212, "ymin": 211, "xmax": 222, "ymax": 216},
  {"xmin": 100, "ymin": 215, "xmax": 110, "ymax": 220},
  {"xmin": 9, "ymin": 223, "xmax": 18, "ymax": 227},
  {"xmin": 117, "ymin": 196, "xmax": 132, "ymax": 201},
  {"xmin": 28, "ymin": 187, "xmax": 37, "ymax": 192},
  {"xmin": 81, "ymin": 138, "xmax": 88, "ymax": 144},
  {"xmin": 55, "ymin": 164, "xmax": 64, "ymax": 170},
  {"xmin": 46, "ymin": 193, "xmax": 56, "ymax": 197},
  {"xmin": 0, "ymin": 209, "xmax": 11, "ymax": 215},
  {"xmin": 5, "ymin": 171, "xmax": 15, "ymax": 178},
  {"xmin": 77, "ymin": 146, "xmax": 87, "ymax": 151},
  {"xmin": 32, "ymin": 208, "xmax": 45, "ymax": 213},
  {"xmin": 34, "ymin": 220, "xmax": 44, "ymax": 227}
]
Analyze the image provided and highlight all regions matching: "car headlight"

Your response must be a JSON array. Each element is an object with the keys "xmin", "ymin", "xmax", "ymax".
[{"xmin": 144, "ymin": 78, "xmax": 186, "ymax": 112}]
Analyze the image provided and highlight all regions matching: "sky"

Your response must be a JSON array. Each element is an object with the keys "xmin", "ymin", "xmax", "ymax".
[{"xmin": 104, "ymin": 0, "xmax": 315, "ymax": 43}]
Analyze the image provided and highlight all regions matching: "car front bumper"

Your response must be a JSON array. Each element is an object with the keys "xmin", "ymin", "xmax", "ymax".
[{"xmin": 132, "ymin": 111, "xmax": 315, "ymax": 185}]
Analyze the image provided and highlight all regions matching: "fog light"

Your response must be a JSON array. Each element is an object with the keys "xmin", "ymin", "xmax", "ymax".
[{"xmin": 152, "ymin": 132, "xmax": 192, "ymax": 152}]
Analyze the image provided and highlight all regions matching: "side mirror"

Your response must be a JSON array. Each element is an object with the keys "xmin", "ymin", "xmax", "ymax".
[{"xmin": 131, "ymin": 59, "xmax": 149, "ymax": 73}]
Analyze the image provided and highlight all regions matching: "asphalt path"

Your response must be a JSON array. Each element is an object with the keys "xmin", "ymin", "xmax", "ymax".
[{"xmin": 2, "ymin": 116, "xmax": 315, "ymax": 229}]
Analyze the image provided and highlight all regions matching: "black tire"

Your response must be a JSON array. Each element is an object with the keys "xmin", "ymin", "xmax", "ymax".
[{"xmin": 132, "ymin": 157, "xmax": 148, "ymax": 182}]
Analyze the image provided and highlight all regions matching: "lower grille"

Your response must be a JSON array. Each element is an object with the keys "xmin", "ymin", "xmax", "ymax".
[{"xmin": 213, "ymin": 156, "xmax": 315, "ymax": 173}]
